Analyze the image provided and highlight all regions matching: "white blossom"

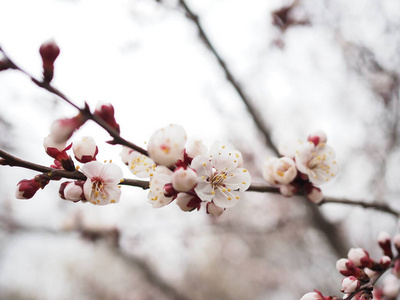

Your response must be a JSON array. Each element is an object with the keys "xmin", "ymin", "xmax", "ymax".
[
  {"xmin": 126, "ymin": 151, "xmax": 156, "ymax": 178},
  {"xmin": 148, "ymin": 166, "xmax": 174, "ymax": 208},
  {"xmin": 191, "ymin": 141, "xmax": 251, "ymax": 208},
  {"xmin": 295, "ymin": 141, "xmax": 338, "ymax": 185},
  {"xmin": 147, "ymin": 124, "xmax": 187, "ymax": 167},
  {"xmin": 80, "ymin": 161, "xmax": 123, "ymax": 205},
  {"xmin": 186, "ymin": 139, "xmax": 207, "ymax": 158}
]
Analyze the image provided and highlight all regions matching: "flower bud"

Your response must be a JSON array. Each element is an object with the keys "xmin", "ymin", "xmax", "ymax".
[
  {"xmin": 262, "ymin": 156, "xmax": 280, "ymax": 186},
  {"xmin": 336, "ymin": 258, "xmax": 357, "ymax": 276},
  {"xmin": 50, "ymin": 114, "xmax": 87, "ymax": 144},
  {"xmin": 73, "ymin": 136, "xmax": 98, "ymax": 163},
  {"xmin": 172, "ymin": 167, "xmax": 197, "ymax": 192},
  {"xmin": 308, "ymin": 130, "xmax": 327, "ymax": 146},
  {"xmin": 306, "ymin": 185, "xmax": 324, "ymax": 204},
  {"xmin": 380, "ymin": 256, "xmax": 391, "ymax": 268},
  {"xmin": 341, "ymin": 276, "xmax": 360, "ymax": 293},
  {"xmin": 206, "ymin": 202, "xmax": 225, "ymax": 217},
  {"xmin": 348, "ymin": 248, "xmax": 373, "ymax": 268},
  {"xmin": 273, "ymin": 157, "xmax": 297, "ymax": 184},
  {"xmin": 299, "ymin": 290, "xmax": 325, "ymax": 300},
  {"xmin": 16, "ymin": 179, "xmax": 41, "ymax": 199},
  {"xmin": 176, "ymin": 193, "xmax": 201, "ymax": 212},
  {"xmin": 148, "ymin": 124, "xmax": 187, "ymax": 167},
  {"xmin": 94, "ymin": 102, "xmax": 120, "ymax": 133},
  {"xmin": 378, "ymin": 231, "xmax": 393, "ymax": 258},
  {"xmin": 39, "ymin": 39, "xmax": 60, "ymax": 82},
  {"xmin": 59, "ymin": 181, "xmax": 85, "ymax": 202}
]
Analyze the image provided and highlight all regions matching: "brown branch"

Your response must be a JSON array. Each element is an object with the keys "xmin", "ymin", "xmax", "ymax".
[
  {"xmin": 177, "ymin": 0, "xmax": 279, "ymax": 156},
  {"xmin": 0, "ymin": 46, "xmax": 148, "ymax": 156},
  {"xmin": 2, "ymin": 147, "xmax": 398, "ymax": 217}
]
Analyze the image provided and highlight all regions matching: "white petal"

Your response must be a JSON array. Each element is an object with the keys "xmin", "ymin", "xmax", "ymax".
[
  {"xmin": 194, "ymin": 180, "xmax": 214, "ymax": 202},
  {"xmin": 100, "ymin": 163, "xmax": 123, "ymax": 184},
  {"xmin": 224, "ymin": 168, "xmax": 251, "ymax": 192},
  {"xmin": 81, "ymin": 161, "xmax": 104, "ymax": 179},
  {"xmin": 213, "ymin": 189, "xmax": 241, "ymax": 208}
]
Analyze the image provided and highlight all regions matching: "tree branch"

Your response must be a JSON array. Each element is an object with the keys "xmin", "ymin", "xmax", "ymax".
[{"xmin": 0, "ymin": 46, "xmax": 148, "ymax": 156}]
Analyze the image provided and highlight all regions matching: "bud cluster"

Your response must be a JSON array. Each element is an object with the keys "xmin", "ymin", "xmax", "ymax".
[
  {"xmin": 263, "ymin": 130, "xmax": 338, "ymax": 203},
  {"xmin": 301, "ymin": 232, "xmax": 400, "ymax": 300}
]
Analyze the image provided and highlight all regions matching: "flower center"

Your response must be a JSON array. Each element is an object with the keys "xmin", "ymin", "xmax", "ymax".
[
  {"xmin": 210, "ymin": 169, "xmax": 227, "ymax": 188},
  {"xmin": 91, "ymin": 177, "xmax": 107, "ymax": 199}
]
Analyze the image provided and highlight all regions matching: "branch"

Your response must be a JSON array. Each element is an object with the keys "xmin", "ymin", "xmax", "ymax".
[
  {"xmin": 177, "ymin": 0, "xmax": 279, "ymax": 156},
  {"xmin": 0, "ymin": 46, "xmax": 148, "ymax": 156}
]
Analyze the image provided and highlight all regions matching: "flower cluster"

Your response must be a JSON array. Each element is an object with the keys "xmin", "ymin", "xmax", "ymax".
[
  {"xmin": 16, "ymin": 103, "xmax": 124, "ymax": 206},
  {"xmin": 122, "ymin": 124, "xmax": 251, "ymax": 216},
  {"xmin": 262, "ymin": 130, "xmax": 338, "ymax": 203},
  {"xmin": 300, "ymin": 232, "xmax": 400, "ymax": 300}
]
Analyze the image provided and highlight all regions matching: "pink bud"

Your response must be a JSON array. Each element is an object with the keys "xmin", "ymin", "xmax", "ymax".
[
  {"xmin": 380, "ymin": 256, "xmax": 391, "ymax": 268},
  {"xmin": 94, "ymin": 102, "xmax": 120, "ymax": 133},
  {"xmin": 336, "ymin": 258, "xmax": 357, "ymax": 276},
  {"xmin": 341, "ymin": 276, "xmax": 360, "ymax": 293},
  {"xmin": 206, "ymin": 202, "xmax": 225, "ymax": 217},
  {"xmin": 50, "ymin": 114, "xmax": 87, "ymax": 144},
  {"xmin": 15, "ymin": 179, "xmax": 40, "ymax": 199},
  {"xmin": 306, "ymin": 186, "xmax": 324, "ymax": 204},
  {"xmin": 59, "ymin": 181, "xmax": 85, "ymax": 202},
  {"xmin": 39, "ymin": 39, "xmax": 60, "ymax": 82},
  {"xmin": 73, "ymin": 136, "xmax": 98, "ymax": 163},
  {"xmin": 299, "ymin": 290, "xmax": 325, "ymax": 300},
  {"xmin": 348, "ymin": 248, "xmax": 372, "ymax": 268},
  {"xmin": 378, "ymin": 231, "xmax": 393, "ymax": 258},
  {"xmin": 172, "ymin": 167, "xmax": 197, "ymax": 192},
  {"xmin": 176, "ymin": 193, "xmax": 201, "ymax": 212},
  {"xmin": 307, "ymin": 130, "xmax": 327, "ymax": 146}
]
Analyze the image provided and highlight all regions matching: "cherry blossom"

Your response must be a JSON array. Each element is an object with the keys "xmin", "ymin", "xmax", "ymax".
[
  {"xmin": 147, "ymin": 166, "xmax": 174, "ymax": 208},
  {"xmin": 191, "ymin": 141, "xmax": 251, "ymax": 209},
  {"xmin": 80, "ymin": 161, "xmax": 123, "ymax": 205},
  {"xmin": 125, "ymin": 150, "xmax": 156, "ymax": 178},
  {"xmin": 147, "ymin": 124, "xmax": 187, "ymax": 167},
  {"xmin": 295, "ymin": 141, "xmax": 338, "ymax": 185},
  {"xmin": 172, "ymin": 167, "xmax": 197, "ymax": 192}
]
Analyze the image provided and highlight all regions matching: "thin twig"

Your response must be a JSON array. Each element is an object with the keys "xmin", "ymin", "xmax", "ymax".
[
  {"xmin": 0, "ymin": 46, "xmax": 148, "ymax": 156},
  {"xmin": 177, "ymin": 0, "xmax": 279, "ymax": 156}
]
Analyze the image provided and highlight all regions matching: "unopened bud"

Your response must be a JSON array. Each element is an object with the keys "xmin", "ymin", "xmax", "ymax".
[
  {"xmin": 15, "ymin": 179, "xmax": 40, "ymax": 199},
  {"xmin": 94, "ymin": 102, "xmax": 120, "ymax": 133},
  {"xmin": 206, "ymin": 202, "xmax": 225, "ymax": 217},
  {"xmin": 299, "ymin": 290, "xmax": 325, "ymax": 300},
  {"xmin": 380, "ymin": 256, "xmax": 391, "ymax": 268},
  {"xmin": 39, "ymin": 39, "xmax": 60, "ymax": 82},
  {"xmin": 273, "ymin": 157, "xmax": 297, "ymax": 184},
  {"xmin": 341, "ymin": 276, "xmax": 360, "ymax": 293},
  {"xmin": 306, "ymin": 185, "xmax": 324, "ymax": 204},
  {"xmin": 176, "ymin": 193, "xmax": 201, "ymax": 212},
  {"xmin": 348, "ymin": 248, "xmax": 373, "ymax": 268},
  {"xmin": 378, "ymin": 231, "xmax": 393, "ymax": 258},
  {"xmin": 59, "ymin": 181, "xmax": 85, "ymax": 202},
  {"xmin": 308, "ymin": 130, "xmax": 327, "ymax": 146},
  {"xmin": 73, "ymin": 136, "xmax": 98, "ymax": 163},
  {"xmin": 336, "ymin": 258, "xmax": 357, "ymax": 276},
  {"xmin": 172, "ymin": 167, "xmax": 197, "ymax": 192},
  {"xmin": 50, "ymin": 114, "xmax": 87, "ymax": 144}
]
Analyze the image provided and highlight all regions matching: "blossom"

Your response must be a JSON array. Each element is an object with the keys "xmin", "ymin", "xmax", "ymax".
[
  {"xmin": 147, "ymin": 124, "xmax": 187, "ymax": 167},
  {"xmin": 147, "ymin": 166, "xmax": 174, "ymax": 208},
  {"xmin": 206, "ymin": 202, "xmax": 225, "ymax": 217},
  {"xmin": 341, "ymin": 276, "xmax": 360, "ymax": 293},
  {"xmin": 262, "ymin": 156, "xmax": 280, "ymax": 186},
  {"xmin": 126, "ymin": 150, "xmax": 156, "ymax": 178},
  {"xmin": 191, "ymin": 141, "xmax": 251, "ymax": 208},
  {"xmin": 73, "ymin": 136, "xmax": 98, "ymax": 163},
  {"xmin": 186, "ymin": 139, "xmax": 207, "ymax": 159},
  {"xmin": 172, "ymin": 167, "xmax": 197, "ymax": 192},
  {"xmin": 295, "ymin": 141, "xmax": 338, "ymax": 185},
  {"xmin": 80, "ymin": 161, "xmax": 123, "ymax": 205}
]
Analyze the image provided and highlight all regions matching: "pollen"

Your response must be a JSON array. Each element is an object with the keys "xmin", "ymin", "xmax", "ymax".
[
  {"xmin": 222, "ymin": 146, "xmax": 226, "ymax": 149},
  {"xmin": 227, "ymin": 197, "xmax": 232, "ymax": 200},
  {"xmin": 235, "ymin": 196, "xmax": 239, "ymax": 199},
  {"xmin": 111, "ymin": 200, "xmax": 116, "ymax": 203},
  {"xmin": 119, "ymin": 179, "xmax": 124, "ymax": 183},
  {"xmin": 243, "ymin": 169, "xmax": 247, "ymax": 172},
  {"xmin": 211, "ymin": 190, "xmax": 215, "ymax": 195},
  {"xmin": 242, "ymin": 181, "xmax": 246, "ymax": 184},
  {"xmin": 75, "ymin": 166, "xmax": 80, "ymax": 170}
]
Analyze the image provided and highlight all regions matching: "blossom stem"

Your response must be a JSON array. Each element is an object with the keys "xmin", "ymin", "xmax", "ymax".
[{"xmin": 0, "ymin": 46, "xmax": 148, "ymax": 156}]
